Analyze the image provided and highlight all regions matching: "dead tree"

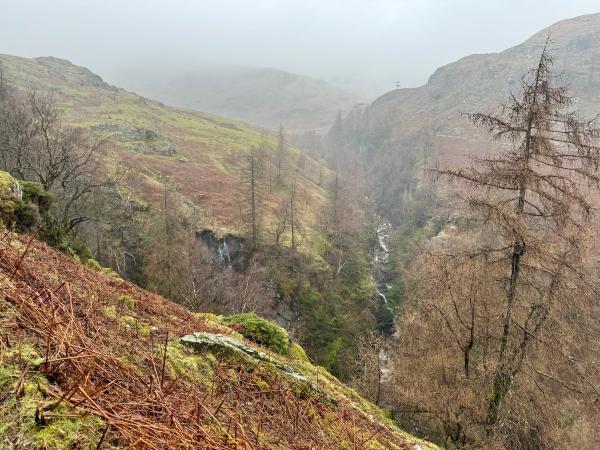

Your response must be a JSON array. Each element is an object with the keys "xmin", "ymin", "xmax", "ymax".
[
  {"xmin": 420, "ymin": 39, "xmax": 600, "ymax": 444},
  {"xmin": 244, "ymin": 145, "xmax": 263, "ymax": 247},
  {"xmin": 277, "ymin": 124, "xmax": 286, "ymax": 180},
  {"xmin": 273, "ymin": 198, "xmax": 290, "ymax": 248}
]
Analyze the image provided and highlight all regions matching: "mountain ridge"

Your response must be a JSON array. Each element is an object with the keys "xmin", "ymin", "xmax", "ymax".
[
  {"xmin": 331, "ymin": 12, "xmax": 600, "ymax": 226},
  {"xmin": 112, "ymin": 63, "xmax": 361, "ymax": 132},
  {"xmin": 0, "ymin": 52, "xmax": 329, "ymax": 237}
]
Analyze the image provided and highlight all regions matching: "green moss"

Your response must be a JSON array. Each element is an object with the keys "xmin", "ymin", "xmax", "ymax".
[
  {"xmin": 223, "ymin": 313, "xmax": 290, "ymax": 355},
  {"xmin": 20, "ymin": 181, "xmax": 52, "ymax": 215},
  {"xmin": 0, "ymin": 171, "xmax": 15, "ymax": 194},
  {"xmin": 104, "ymin": 306, "xmax": 150, "ymax": 337},
  {"xmin": 289, "ymin": 343, "xmax": 309, "ymax": 362},
  {"xmin": 194, "ymin": 312, "xmax": 221, "ymax": 324},
  {"xmin": 84, "ymin": 259, "xmax": 102, "ymax": 270},
  {"xmin": 116, "ymin": 295, "xmax": 135, "ymax": 310},
  {"xmin": 254, "ymin": 378, "xmax": 270, "ymax": 392},
  {"xmin": 138, "ymin": 324, "xmax": 151, "ymax": 337},
  {"xmin": 3, "ymin": 343, "xmax": 46, "ymax": 369},
  {"xmin": 193, "ymin": 313, "xmax": 245, "ymax": 338},
  {"xmin": 33, "ymin": 412, "xmax": 105, "ymax": 450},
  {"xmin": 8, "ymin": 238, "xmax": 26, "ymax": 252},
  {"xmin": 103, "ymin": 305, "xmax": 117, "ymax": 319},
  {"xmin": 120, "ymin": 315, "xmax": 138, "ymax": 328},
  {"xmin": 84, "ymin": 259, "xmax": 121, "ymax": 280},
  {"xmin": 0, "ymin": 340, "xmax": 107, "ymax": 449},
  {"xmin": 118, "ymin": 314, "xmax": 150, "ymax": 336},
  {"xmin": 165, "ymin": 342, "xmax": 213, "ymax": 383},
  {"xmin": 101, "ymin": 267, "xmax": 121, "ymax": 279}
]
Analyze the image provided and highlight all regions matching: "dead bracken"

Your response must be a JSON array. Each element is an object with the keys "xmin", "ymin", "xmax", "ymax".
[{"xmin": 0, "ymin": 230, "xmax": 436, "ymax": 449}]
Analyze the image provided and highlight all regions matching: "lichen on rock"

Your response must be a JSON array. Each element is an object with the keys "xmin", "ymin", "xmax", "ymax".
[{"xmin": 181, "ymin": 332, "xmax": 336, "ymax": 404}]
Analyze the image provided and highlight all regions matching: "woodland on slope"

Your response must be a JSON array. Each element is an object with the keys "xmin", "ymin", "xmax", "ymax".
[
  {"xmin": 0, "ymin": 53, "xmax": 385, "ymax": 386},
  {"xmin": 315, "ymin": 13, "xmax": 600, "ymax": 450},
  {"xmin": 3, "ymin": 10, "xmax": 600, "ymax": 450}
]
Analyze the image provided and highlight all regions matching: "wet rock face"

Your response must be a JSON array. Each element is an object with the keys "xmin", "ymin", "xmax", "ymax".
[{"xmin": 197, "ymin": 229, "xmax": 247, "ymax": 271}]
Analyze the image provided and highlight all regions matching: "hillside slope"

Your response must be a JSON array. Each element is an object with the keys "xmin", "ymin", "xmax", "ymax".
[
  {"xmin": 112, "ymin": 64, "xmax": 360, "ymax": 132},
  {"xmin": 373, "ymin": 12, "xmax": 600, "ymax": 150},
  {"xmin": 0, "ymin": 229, "xmax": 436, "ymax": 449},
  {"xmin": 335, "ymin": 13, "xmax": 600, "ymax": 224},
  {"xmin": 0, "ymin": 54, "xmax": 328, "ymax": 237}
]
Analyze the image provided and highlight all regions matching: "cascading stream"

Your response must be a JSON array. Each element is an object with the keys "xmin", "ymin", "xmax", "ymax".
[
  {"xmin": 373, "ymin": 221, "xmax": 392, "ymax": 304},
  {"xmin": 372, "ymin": 219, "xmax": 395, "ymax": 384}
]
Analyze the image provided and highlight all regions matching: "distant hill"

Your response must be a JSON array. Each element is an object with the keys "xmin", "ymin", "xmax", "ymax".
[
  {"xmin": 112, "ymin": 64, "xmax": 361, "ymax": 132},
  {"xmin": 0, "ymin": 54, "xmax": 329, "ymax": 236},
  {"xmin": 334, "ymin": 13, "xmax": 600, "ymax": 224}
]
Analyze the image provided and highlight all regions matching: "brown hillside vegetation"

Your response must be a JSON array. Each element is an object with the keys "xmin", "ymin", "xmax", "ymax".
[
  {"xmin": 0, "ymin": 53, "xmax": 329, "ymax": 237},
  {"xmin": 330, "ymin": 13, "xmax": 600, "ymax": 226},
  {"xmin": 0, "ymin": 230, "xmax": 436, "ymax": 449}
]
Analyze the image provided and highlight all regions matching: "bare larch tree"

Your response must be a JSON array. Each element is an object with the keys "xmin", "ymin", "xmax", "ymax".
[{"xmin": 392, "ymin": 39, "xmax": 600, "ymax": 448}]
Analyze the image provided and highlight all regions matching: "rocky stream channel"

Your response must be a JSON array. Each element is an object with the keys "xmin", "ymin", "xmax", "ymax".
[{"xmin": 373, "ymin": 219, "xmax": 395, "ymax": 384}]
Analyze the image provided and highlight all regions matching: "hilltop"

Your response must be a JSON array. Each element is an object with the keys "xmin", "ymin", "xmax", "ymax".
[
  {"xmin": 333, "ymin": 13, "xmax": 600, "ymax": 225},
  {"xmin": 112, "ymin": 64, "xmax": 361, "ymax": 132},
  {"xmin": 0, "ymin": 229, "xmax": 436, "ymax": 449}
]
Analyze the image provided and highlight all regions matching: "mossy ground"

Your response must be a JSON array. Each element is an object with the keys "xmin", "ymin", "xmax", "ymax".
[
  {"xmin": 0, "ymin": 303, "xmax": 111, "ymax": 449},
  {"xmin": 0, "ymin": 220, "xmax": 439, "ymax": 448}
]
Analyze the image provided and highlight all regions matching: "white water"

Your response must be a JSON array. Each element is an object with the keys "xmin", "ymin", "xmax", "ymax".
[
  {"xmin": 373, "ymin": 218, "xmax": 395, "ymax": 394},
  {"xmin": 373, "ymin": 220, "xmax": 392, "ymax": 304},
  {"xmin": 376, "ymin": 287, "xmax": 388, "ymax": 304},
  {"xmin": 218, "ymin": 240, "xmax": 231, "ymax": 263},
  {"xmin": 374, "ymin": 222, "xmax": 391, "ymax": 264},
  {"xmin": 379, "ymin": 348, "xmax": 391, "ymax": 382}
]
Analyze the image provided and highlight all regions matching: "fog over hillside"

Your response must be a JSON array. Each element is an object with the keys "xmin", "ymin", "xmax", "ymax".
[
  {"xmin": 112, "ymin": 64, "xmax": 361, "ymax": 131},
  {"xmin": 4, "ymin": 3, "xmax": 600, "ymax": 449},
  {"xmin": 1, "ymin": 0, "xmax": 600, "ymax": 98}
]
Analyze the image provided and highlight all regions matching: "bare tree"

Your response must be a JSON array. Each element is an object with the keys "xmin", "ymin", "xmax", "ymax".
[
  {"xmin": 260, "ymin": 129, "xmax": 273, "ymax": 193},
  {"xmin": 0, "ymin": 89, "xmax": 107, "ymax": 230},
  {"xmin": 348, "ymin": 331, "xmax": 386, "ymax": 406},
  {"xmin": 0, "ymin": 61, "xmax": 6, "ymax": 102},
  {"xmin": 392, "ymin": 40, "xmax": 600, "ymax": 448},
  {"xmin": 276, "ymin": 124, "xmax": 286, "ymax": 180},
  {"xmin": 273, "ymin": 198, "xmax": 290, "ymax": 248},
  {"xmin": 244, "ymin": 145, "xmax": 263, "ymax": 247},
  {"xmin": 290, "ymin": 169, "xmax": 298, "ymax": 254}
]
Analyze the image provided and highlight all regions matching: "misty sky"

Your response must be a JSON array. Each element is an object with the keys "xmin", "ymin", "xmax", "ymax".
[{"xmin": 2, "ymin": 0, "xmax": 600, "ymax": 97}]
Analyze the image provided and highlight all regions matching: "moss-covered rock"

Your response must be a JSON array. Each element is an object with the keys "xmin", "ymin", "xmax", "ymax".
[
  {"xmin": 289, "ymin": 342, "xmax": 310, "ymax": 362},
  {"xmin": 180, "ymin": 332, "xmax": 336, "ymax": 404},
  {"xmin": 222, "ymin": 312, "xmax": 290, "ymax": 355},
  {"xmin": 20, "ymin": 180, "xmax": 52, "ymax": 214},
  {"xmin": 0, "ymin": 172, "xmax": 49, "ymax": 232},
  {"xmin": 0, "ymin": 171, "xmax": 20, "ymax": 198}
]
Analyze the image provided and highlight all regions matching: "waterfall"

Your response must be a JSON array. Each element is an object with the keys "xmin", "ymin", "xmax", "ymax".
[
  {"xmin": 12, "ymin": 179, "xmax": 23, "ymax": 200},
  {"xmin": 373, "ymin": 220, "xmax": 392, "ymax": 304},
  {"xmin": 373, "ymin": 218, "xmax": 395, "ymax": 394},
  {"xmin": 218, "ymin": 239, "xmax": 231, "ymax": 263},
  {"xmin": 376, "ymin": 287, "xmax": 388, "ymax": 304}
]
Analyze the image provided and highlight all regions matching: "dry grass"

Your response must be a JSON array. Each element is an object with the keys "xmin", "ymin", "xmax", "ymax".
[{"xmin": 0, "ymin": 230, "xmax": 434, "ymax": 449}]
